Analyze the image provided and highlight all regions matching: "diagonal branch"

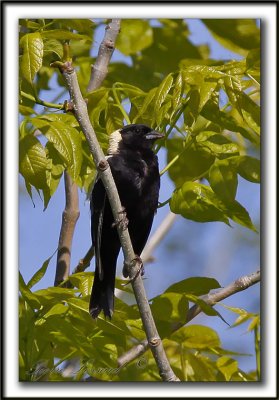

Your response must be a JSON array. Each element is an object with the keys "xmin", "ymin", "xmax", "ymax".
[
  {"xmin": 117, "ymin": 270, "xmax": 261, "ymax": 368},
  {"xmin": 54, "ymin": 20, "xmax": 121, "ymax": 287},
  {"xmin": 54, "ymin": 38, "xmax": 179, "ymax": 383}
]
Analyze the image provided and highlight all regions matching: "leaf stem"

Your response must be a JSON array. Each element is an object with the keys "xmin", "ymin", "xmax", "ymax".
[
  {"xmin": 20, "ymin": 91, "xmax": 64, "ymax": 110},
  {"xmin": 112, "ymin": 85, "xmax": 131, "ymax": 124}
]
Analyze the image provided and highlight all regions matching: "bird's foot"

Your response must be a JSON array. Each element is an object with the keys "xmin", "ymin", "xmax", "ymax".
[
  {"xmin": 112, "ymin": 207, "xmax": 129, "ymax": 230},
  {"xmin": 122, "ymin": 255, "xmax": 144, "ymax": 284}
]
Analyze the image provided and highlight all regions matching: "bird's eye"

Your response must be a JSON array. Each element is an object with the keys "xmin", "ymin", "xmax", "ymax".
[{"xmin": 136, "ymin": 128, "xmax": 140, "ymax": 133}]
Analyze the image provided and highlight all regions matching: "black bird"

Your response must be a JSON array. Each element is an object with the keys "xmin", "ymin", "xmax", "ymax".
[{"xmin": 89, "ymin": 124, "xmax": 164, "ymax": 319}]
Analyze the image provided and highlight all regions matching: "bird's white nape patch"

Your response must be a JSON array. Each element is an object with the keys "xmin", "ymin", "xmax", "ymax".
[{"xmin": 107, "ymin": 129, "xmax": 122, "ymax": 155}]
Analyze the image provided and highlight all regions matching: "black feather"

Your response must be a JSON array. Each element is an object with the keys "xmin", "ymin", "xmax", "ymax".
[{"xmin": 89, "ymin": 124, "xmax": 164, "ymax": 318}]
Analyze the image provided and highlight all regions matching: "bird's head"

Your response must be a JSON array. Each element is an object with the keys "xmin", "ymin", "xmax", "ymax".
[{"xmin": 108, "ymin": 124, "xmax": 164, "ymax": 154}]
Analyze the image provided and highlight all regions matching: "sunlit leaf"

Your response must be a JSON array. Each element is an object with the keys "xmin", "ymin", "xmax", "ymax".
[
  {"xmin": 19, "ymin": 134, "xmax": 49, "ymax": 190},
  {"xmin": 216, "ymin": 356, "xmax": 238, "ymax": 381},
  {"xmin": 170, "ymin": 181, "xmax": 230, "ymax": 224},
  {"xmin": 202, "ymin": 19, "xmax": 260, "ymax": 55},
  {"xmin": 31, "ymin": 117, "xmax": 82, "ymax": 181},
  {"xmin": 208, "ymin": 159, "xmax": 238, "ymax": 202},
  {"xmin": 20, "ymin": 32, "xmax": 44, "ymax": 83},
  {"xmin": 116, "ymin": 20, "xmax": 153, "ymax": 55},
  {"xmin": 171, "ymin": 325, "xmax": 221, "ymax": 349},
  {"xmin": 27, "ymin": 256, "xmax": 53, "ymax": 289},
  {"xmin": 166, "ymin": 277, "xmax": 221, "ymax": 296}
]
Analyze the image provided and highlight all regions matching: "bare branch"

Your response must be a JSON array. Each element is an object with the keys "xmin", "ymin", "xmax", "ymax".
[
  {"xmin": 117, "ymin": 270, "xmax": 260, "ymax": 368},
  {"xmin": 87, "ymin": 19, "xmax": 121, "ymax": 92},
  {"xmin": 54, "ymin": 173, "xmax": 80, "ymax": 286}
]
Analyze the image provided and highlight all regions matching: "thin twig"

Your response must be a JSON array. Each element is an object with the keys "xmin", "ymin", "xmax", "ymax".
[
  {"xmin": 54, "ymin": 173, "xmax": 80, "ymax": 286},
  {"xmin": 72, "ymin": 246, "xmax": 95, "ymax": 275},
  {"xmin": 87, "ymin": 19, "xmax": 121, "ymax": 92},
  {"xmin": 117, "ymin": 270, "xmax": 260, "ymax": 368}
]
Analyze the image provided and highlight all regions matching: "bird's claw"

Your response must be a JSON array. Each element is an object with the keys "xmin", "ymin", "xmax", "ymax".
[
  {"xmin": 112, "ymin": 207, "xmax": 129, "ymax": 230},
  {"xmin": 122, "ymin": 255, "xmax": 144, "ymax": 284}
]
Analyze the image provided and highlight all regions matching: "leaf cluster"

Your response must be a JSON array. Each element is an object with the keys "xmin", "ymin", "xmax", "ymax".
[{"xmin": 19, "ymin": 262, "xmax": 258, "ymax": 381}]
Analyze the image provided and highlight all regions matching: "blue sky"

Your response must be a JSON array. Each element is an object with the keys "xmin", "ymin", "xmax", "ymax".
[{"xmin": 19, "ymin": 19, "xmax": 260, "ymax": 374}]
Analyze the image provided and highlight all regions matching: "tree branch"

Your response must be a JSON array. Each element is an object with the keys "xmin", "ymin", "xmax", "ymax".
[
  {"xmin": 54, "ymin": 172, "xmax": 80, "ymax": 286},
  {"xmin": 87, "ymin": 19, "xmax": 121, "ymax": 92},
  {"xmin": 117, "ymin": 270, "xmax": 261, "ymax": 368},
  {"xmin": 54, "ymin": 39, "xmax": 178, "ymax": 383},
  {"xmin": 54, "ymin": 20, "xmax": 121, "ymax": 287}
]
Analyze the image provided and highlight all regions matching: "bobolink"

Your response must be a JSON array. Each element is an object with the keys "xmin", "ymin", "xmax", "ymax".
[{"xmin": 89, "ymin": 124, "xmax": 164, "ymax": 318}]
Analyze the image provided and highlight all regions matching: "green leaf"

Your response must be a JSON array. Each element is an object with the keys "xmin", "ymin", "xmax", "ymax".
[
  {"xmin": 68, "ymin": 272, "xmax": 93, "ymax": 297},
  {"xmin": 19, "ymin": 272, "xmax": 41, "ymax": 310},
  {"xmin": 34, "ymin": 287, "xmax": 78, "ymax": 306},
  {"xmin": 20, "ymin": 32, "xmax": 44, "ymax": 83},
  {"xmin": 19, "ymin": 105, "xmax": 37, "ymax": 116},
  {"xmin": 151, "ymin": 292, "xmax": 189, "ymax": 323},
  {"xmin": 171, "ymin": 325, "xmax": 221, "ymax": 349},
  {"xmin": 41, "ymin": 30, "xmax": 92, "ymax": 42},
  {"xmin": 105, "ymin": 103, "xmax": 125, "ymax": 134},
  {"xmin": 57, "ymin": 19, "xmax": 95, "ymax": 36},
  {"xmin": 246, "ymin": 48, "xmax": 260, "ymax": 82},
  {"xmin": 166, "ymin": 277, "xmax": 221, "ymax": 296},
  {"xmin": 184, "ymin": 294, "xmax": 228, "ymax": 324},
  {"xmin": 170, "ymin": 181, "xmax": 230, "ymax": 225},
  {"xmin": 166, "ymin": 137, "xmax": 215, "ymax": 187},
  {"xmin": 198, "ymin": 82, "xmax": 218, "ymax": 112},
  {"xmin": 238, "ymin": 92, "xmax": 260, "ymax": 135},
  {"xmin": 19, "ymin": 134, "xmax": 49, "ymax": 190},
  {"xmin": 225, "ymin": 199, "xmax": 257, "ymax": 232},
  {"xmin": 171, "ymin": 73, "xmax": 183, "ymax": 118},
  {"xmin": 133, "ymin": 87, "xmax": 157, "ymax": 124},
  {"xmin": 31, "ymin": 117, "xmax": 82, "ymax": 181},
  {"xmin": 43, "ymin": 38, "xmax": 63, "ymax": 59},
  {"xmin": 139, "ymin": 19, "xmax": 202, "ymax": 77},
  {"xmin": 153, "ymin": 74, "xmax": 173, "ymax": 117},
  {"xmin": 116, "ymin": 20, "xmax": 153, "ymax": 55},
  {"xmin": 45, "ymin": 142, "xmax": 65, "ymax": 203},
  {"xmin": 196, "ymin": 131, "xmax": 240, "ymax": 158},
  {"xmin": 67, "ymin": 298, "xmax": 89, "ymax": 313},
  {"xmin": 216, "ymin": 356, "xmax": 238, "ymax": 381},
  {"xmin": 201, "ymin": 100, "xmax": 258, "ymax": 144},
  {"xmin": 27, "ymin": 256, "xmax": 52, "ymax": 289},
  {"xmin": 202, "ymin": 19, "xmax": 260, "ymax": 55},
  {"xmin": 35, "ymin": 304, "xmax": 68, "ymax": 326},
  {"xmin": 232, "ymin": 155, "xmax": 260, "ymax": 183},
  {"xmin": 208, "ymin": 159, "xmax": 238, "ymax": 202}
]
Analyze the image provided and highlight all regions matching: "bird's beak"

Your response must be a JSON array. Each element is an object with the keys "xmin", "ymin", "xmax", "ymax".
[{"xmin": 145, "ymin": 130, "xmax": 165, "ymax": 140}]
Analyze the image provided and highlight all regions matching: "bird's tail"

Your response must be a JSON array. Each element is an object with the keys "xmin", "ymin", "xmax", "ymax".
[{"xmin": 89, "ymin": 267, "xmax": 116, "ymax": 319}]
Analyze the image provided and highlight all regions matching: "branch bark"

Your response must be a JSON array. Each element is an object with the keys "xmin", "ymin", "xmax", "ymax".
[
  {"xmin": 55, "ymin": 23, "xmax": 178, "ymax": 381},
  {"xmin": 87, "ymin": 19, "xmax": 121, "ymax": 92},
  {"xmin": 54, "ymin": 172, "xmax": 80, "ymax": 286},
  {"xmin": 117, "ymin": 270, "xmax": 261, "ymax": 368}
]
